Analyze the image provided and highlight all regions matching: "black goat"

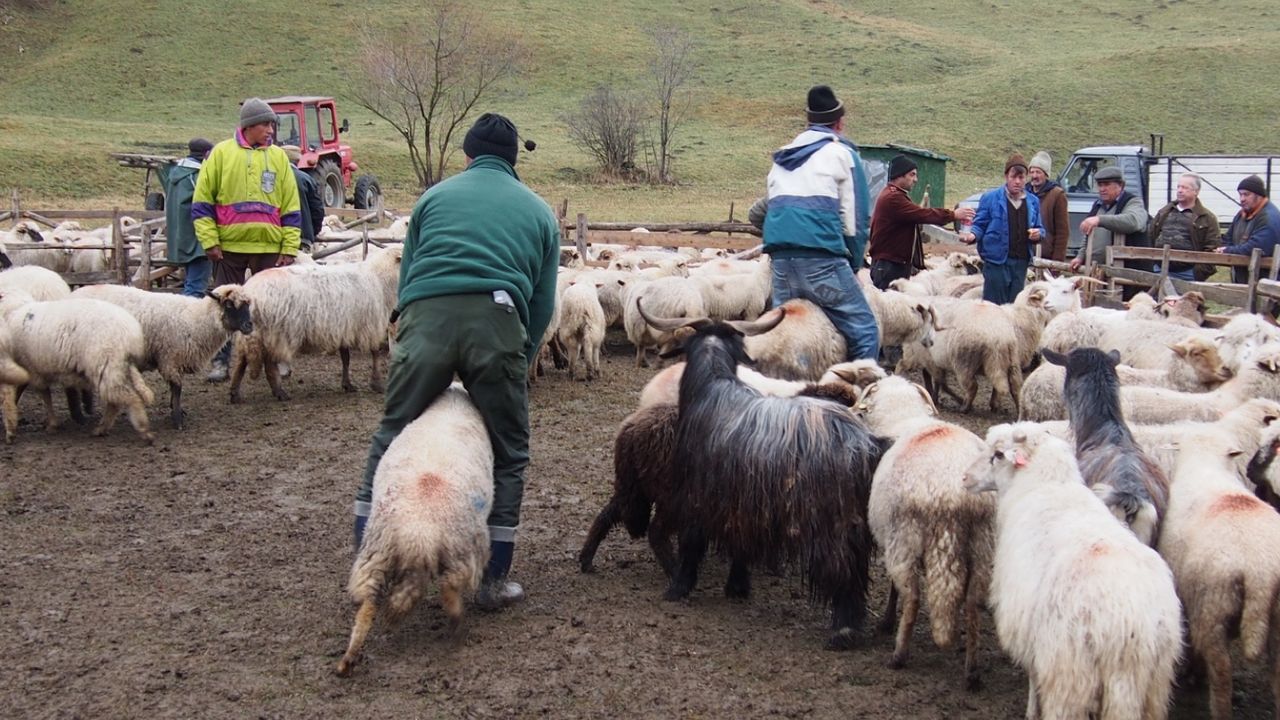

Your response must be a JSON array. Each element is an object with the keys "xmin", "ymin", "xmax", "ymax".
[
  {"xmin": 1043, "ymin": 347, "xmax": 1170, "ymax": 545},
  {"xmin": 638, "ymin": 300, "xmax": 889, "ymax": 649}
]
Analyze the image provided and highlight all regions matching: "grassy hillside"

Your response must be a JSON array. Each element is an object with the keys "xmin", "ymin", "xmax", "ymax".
[{"xmin": 0, "ymin": 0, "xmax": 1276, "ymax": 219}]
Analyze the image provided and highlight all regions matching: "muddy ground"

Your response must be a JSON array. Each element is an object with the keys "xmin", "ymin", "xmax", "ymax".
[{"xmin": 2, "ymin": 331, "xmax": 1273, "ymax": 719}]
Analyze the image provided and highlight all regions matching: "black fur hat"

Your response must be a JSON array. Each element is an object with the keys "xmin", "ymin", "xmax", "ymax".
[{"xmin": 806, "ymin": 85, "xmax": 845, "ymax": 125}]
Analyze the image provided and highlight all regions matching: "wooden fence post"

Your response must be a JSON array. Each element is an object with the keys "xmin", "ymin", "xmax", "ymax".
[
  {"xmin": 136, "ymin": 213, "xmax": 152, "ymax": 288},
  {"xmin": 1156, "ymin": 244, "xmax": 1171, "ymax": 297},
  {"xmin": 1247, "ymin": 248, "xmax": 1262, "ymax": 313},
  {"xmin": 575, "ymin": 213, "xmax": 588, "ymax": 262},
  {"xmin": 113, "ymin": 208, "xmax": 129, "ymax": 285},
  {"xmin": 11, "ymin": 189, "xmax": 20, "ymax": 221},
  {"xmin": 1270, "ymin": 246, "xmax": 1280, "ymax": 282}
]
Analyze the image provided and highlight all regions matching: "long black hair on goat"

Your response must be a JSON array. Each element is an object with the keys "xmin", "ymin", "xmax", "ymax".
[
  {"xmin": 639, "ymin": 301, "xmax": 889, "ymax": 649},
  {"xmin": 1043, "ymin": 347, "xmax": 1170, "ymax": 545}
]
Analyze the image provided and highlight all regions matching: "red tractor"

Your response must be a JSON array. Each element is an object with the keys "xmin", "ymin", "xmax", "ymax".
[{"xmin": 266, "ymin": 96, "xmax": 382, "ymax": 209}]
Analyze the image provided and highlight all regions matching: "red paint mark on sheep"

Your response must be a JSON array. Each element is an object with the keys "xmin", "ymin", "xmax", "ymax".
[
  {"xmin": 906, "ymin": 426, "xmax": 954, "ymax": 447},
  {"xmin": 1208, "ymin": 493, "xmax": 1264, "ymax": 517},
  {"xmin": 785, "ymin": 302, "xmax": 808, "ymax": 318},
  {"xmin": 417, "ymin": 472, "xmax": 446, "ymax": 498},
  {"xmin": 1087, "ymin": 542, "xmax": 1109, "ymax": 557}
]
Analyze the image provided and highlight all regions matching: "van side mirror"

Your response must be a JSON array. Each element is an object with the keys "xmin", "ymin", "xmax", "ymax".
[{"xmin": 340, "ymin": 119, "xmax": 350, "ymax": 133}]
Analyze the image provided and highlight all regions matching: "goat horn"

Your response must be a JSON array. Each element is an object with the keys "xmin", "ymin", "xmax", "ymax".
[
  {"xmin": 1074, "ymin": 276, "xmax": 1106, "ymax": 287},
  {"xmin": 636, "ymin": 297, "xmax": 702, "ymax": 333},
  {"xmin": 928, "ymin": 305, "xmax": 945, "ymax": 331},
  {"xmin": 727, "ymin": 306, "xmax": 786, "ymax": 336}
]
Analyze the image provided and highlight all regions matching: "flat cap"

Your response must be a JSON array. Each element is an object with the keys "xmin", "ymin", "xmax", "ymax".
[{"xmin": 1095, "ymin": 166, "xmax": 1124, "ymax": 183}]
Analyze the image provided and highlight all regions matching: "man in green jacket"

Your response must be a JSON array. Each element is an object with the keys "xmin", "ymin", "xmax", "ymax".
[
  {"xmin": 166, "ymin": 138, "xmax": 213, "ymax": 297},
  {"xmin": 353, "ymin": 113, "xmax": 559, "ymax": 610}
]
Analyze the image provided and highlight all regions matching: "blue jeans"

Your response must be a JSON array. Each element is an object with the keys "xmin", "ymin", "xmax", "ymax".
[
  {"xmin": 981, "ymin": 257, "xmax": 1029, "ymax": 305},
  {"xmin": 771, "ymin": 256, "xmax": 880, "ymax": 361},
  {"xmin": 182, "ymin": 257, "xmax": 212, "ymax": 298},
  {"xmin": 1156, "ymin": 264, "xmax": 1195, "ymax": 282}
]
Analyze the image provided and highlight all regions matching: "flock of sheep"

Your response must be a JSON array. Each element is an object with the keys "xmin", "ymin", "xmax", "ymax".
[{"xmin": 7, "ymin": 215, "xmax": 1280, "ymax": 717}]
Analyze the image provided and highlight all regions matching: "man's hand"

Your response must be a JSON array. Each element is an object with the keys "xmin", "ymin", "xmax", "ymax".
[
  {"xmin": 275, "ymin": 255, "xmax": 296, "ymax": 267},
  {"xmin": 1080, "ymin": 216, "xmax": 1100, "ymax": 235},
  {"xmin": 206, "ymin": 246, "xmax": 223, "ymax": 262},
  {"xmin": 1213, "ymin": 247, "xmax": 1227, "ymax": 254},
  {"xmin": 952, "ymin": 206, "xmax": 975, "ymax": 223},
  {"xmin": 1028, "ymin": 228, "xmax": 1042, "ymax": 242},
  {"xmin": 958, "ymin": 232, "xmax": 976, "ymax": 245},
  {"xmin": 1069, "ymin": 257, "xmax": 1083, "ymax": 271}
]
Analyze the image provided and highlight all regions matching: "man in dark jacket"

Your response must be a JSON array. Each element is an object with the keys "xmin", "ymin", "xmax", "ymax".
[
  {"xmin": 1216, "ymin": 175, "xmax": 1280, "ymax": 283},
  {"xmin": 282, "ymin": 145, "xmax": 325, "ymax": 253},
  {"xmin": 868, "ymin": 154, "xmax": 973, "ymax": 290},
  {"xmin": 165, "ymin": 138, "xmax": 213, "ymax": 297},
  {"xmin": 1151, "ymin": 172, "xmax": 1220, "ymax": 281},
  {"xmin": 1027, "ymin": 151, "xmax": 1069, "ymax": 261},
  {"xmin": 959, "ymin": 153, "xmax": 1044, "ymax": 304},
  {"xmin": 353, "ymin": 113, "xmax": 558, "ymax": 611}
]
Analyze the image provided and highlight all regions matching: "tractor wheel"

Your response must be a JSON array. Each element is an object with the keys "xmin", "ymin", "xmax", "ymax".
[
  {"xmin": 145, "ymin": 192, "xmax": 165, "ymax": 211},
  {"xmin": 311, "ymin": 158, "xmax": 344, "ymax": 209},
  {"xmin": 353, "ymin": 175, "xmax": 382, "ymax": 210}
]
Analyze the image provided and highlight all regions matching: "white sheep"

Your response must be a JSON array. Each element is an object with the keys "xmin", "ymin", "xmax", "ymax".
[
  {"xmin": 899, "ymin": 297, "xmax": 1023, "ymax": 415},
  {"xmin": 740, "ymin": 299, "xmax": 846, "ymax": 382},
  {"xmin": 0, "ymin": 288, "xmax": 155, "ymax": 443},
  {"xmin": 621, "ymin": 276, "xmax": 705, "ymax": 368},
  {"xmin": 0, "ymin": 265, "xmax": 71, "ymax": 301},
  {"xmin": 1115, "ymin": 343, "xmax": 1280, "ymax": 424},
  {"xmin": 863, "ymin": 286, "xmax": 944, "ymax": 349},
  {"xmin": 1, "ymin": 221, "xmax": 71, "ymax": 271},
  {"xmin": 1132, "ymin": 398, "xmax": 1280, "ymax": 481},
  {"xmin": 965, "ymin": 423, "xmax": 1182, "ymax": 720},
  {"xmin": 858, "ymin": 376, "xmax": 994, "ymax": 689},
  {"xmin": 1216, "ymin": 312, "xmax": 1280, "ymax": 373},
  {"xmin": 688, "ymin": 257, "xmax": 770, "ymax": 322},
  {"xmin": 336, "ymin": 384, "xmax": 493, "ymax": 677},
  {"xmin": 0, "ymin": 322, "xmax": 31, "ymax": 436},
  {"xmin": 1160, "ymin": 433, "xmax": 1280, "ymax": 719},
  {"xmin": 1019, "ymin": 336, "xmax": 1233, "ymax": 422},
  {"xmin": 637, "ymin": 358, "xmax": 885, "ymax": 410},
  {"xmin": 230, "ymin": 246, "xmax": 401, "ymax": 402},
  {"xmin": 557, "ymin": 281, "xmax": 606, "ymax": 381},
  {"xmin": 73, "ymin": 283, "xmax": 253, "ymax": 429}
]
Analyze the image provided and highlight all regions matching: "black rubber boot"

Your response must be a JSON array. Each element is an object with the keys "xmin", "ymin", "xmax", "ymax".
[{"xmin": 475, "ymin": 540, "xmax": 524, "ymax": 611}]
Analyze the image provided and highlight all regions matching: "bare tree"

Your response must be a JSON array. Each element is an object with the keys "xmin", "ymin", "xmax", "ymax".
[
  {"xmin": 647, "ymin": 26, "xmax": 695, "ymax": 184},
  {"xmin": 349, "ymin": 2, "xmax": 525, "ymax": 189},
  {"xmin": 564, "ymin": 86, "xmax": 645, "ymax": 179}
]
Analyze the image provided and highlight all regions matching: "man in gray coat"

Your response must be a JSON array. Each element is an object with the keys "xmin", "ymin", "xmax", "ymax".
[
  {"xmin": 166, "ymin": 138, "xmax": 213, "ymax": 297},
  {"xmin": 1069, "ymin": 166, "xmax": 1148, "ymax": 270}
]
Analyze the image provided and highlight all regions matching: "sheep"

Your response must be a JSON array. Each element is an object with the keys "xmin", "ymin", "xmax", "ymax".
[
  {"xmin": 527, "ymin": 274, "xmax": 564, "ymax": 384},
  {"xmin": 557, "ymin": 281, "xmax": 606, "ymax": 381},
  {"xmin": 1160, "ymin": 433, "xmax": 1280, "ymax": 719},
  {"xmin": 688, "ymin": 261, "xmax": 771, "ymax": 322},
  {"xmin": 574, "ymin": 269, "xmax": 629, "ymax": 327},
  {"xmin": 637, "ymin": 302, "xmax": 889, "ymax": 649},
  {"xmin": 1248, "ymin": 421, "xmax": 1280, "ymax": 510},
  {"xmin": 1159, "ymin": 290, "xmax": 1206, "ymax": 327},
  {"xmin": 1019, "ymin": 336, "xmax": 1233, "ymax": 422},
  {"xmin": 637, "ymin": 358, "xmax": 884, "ymax": 410},
  {"xmin": 856, "ymin": 375, "xmax": 994, "ymax": 689},
  {"xmin": 72, "ymin": 283, "xmax": 253, "ymax": 429},
  {"xmin": 1097, "ymin": 318, "xmax": 1216, "ymax": 370},
  {"xmin": 559, "ymin": 246, "xmax": 585, "ymax": 268},
  {"xmin": 621, "ymin": 276, "xmax": 705, "ymax": 368},
  {"xmin": 580, "ymin": 362, "xmax": 875, "ymax": 578},
  {"xmin": 336, "ymin": 384, "xmax": 493, "ymax": 677},
  {"xmin": 888, "ymin": 252, "xmax": 981, "ymax": 296},
  {"xmin": 1132, "ymin": 398, "xmax": 1280, "ymax": 482},
  {"xmin": 1216, "ymin": 312, "xmax": 1280, "ymax": 373},
  {"xmin": 863, "ymin": 286, "xmax": 944, "ymax": 349},
  {"xmin": 0, "ymin": 265, "xmax": 71, "ymax": 301},
  {"xmin": 964, "ymin": 423, "xmax": 1182, "ymax": 720},
  {"xmin": 0, "ymin": 322, "xmax": 31, "ymax": 435},
  {"xmin": 742, "ymin": 299, "xmax": 845, "ymax": 381},
  {"xmin": 229, "ymin": 246, "xmax": 401, "ymax": 403},
  {"xmin": 1043, "ymin": 347, "xmax": 1170, "ymax": 546},
  {"xmin": 899, "ymin": 297, "xmax": 1023, "ymax": 415},
  {"xmin": 1, "ymin": 221, "xmax": 72, "ymax": 271},
  {"xmin": 0, "ymin": 288, "xmax": 155, "ymax": 443},
  {"xmin": 1113, "ymin": 343, "xmax": 1280, "ymax": 424}
]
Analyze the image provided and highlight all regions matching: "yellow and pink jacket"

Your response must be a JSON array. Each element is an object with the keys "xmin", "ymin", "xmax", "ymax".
[{"xmin": 192, "ymin": 129, "xmax": 302, "ymax": 255}]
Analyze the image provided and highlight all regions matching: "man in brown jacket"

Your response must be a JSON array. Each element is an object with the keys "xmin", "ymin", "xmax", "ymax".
[
  {"xmin": 868, "ymin": 155, "xmax": 974, "ymax": 290},
  {"xmin": 1151, "ymin": 172, "xmax": 1220, "ymax": 281},
  {"xmin": 1028, "ymin": 151, "xmax": 1069, "ymax": 261}
]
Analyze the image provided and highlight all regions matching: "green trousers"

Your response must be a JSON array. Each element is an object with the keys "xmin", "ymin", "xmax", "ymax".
[{"xmin": 355, "ymin": 294, "xmax": 530, "ymax": 540}]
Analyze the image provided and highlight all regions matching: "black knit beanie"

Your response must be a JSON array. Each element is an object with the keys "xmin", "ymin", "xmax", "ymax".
[
  {"xmin": 188, "ymin": 138, "xmax": 213, "ymax": 160},
  {"xmin": 1239, "ymin": 174, "xmax": 1268, "ymax": 198},
  {"xmin": 806, "ymin": 85, "xmax": 844, "ymax": 125},
  {"xmin": 464, "ymin": 113, "xmax": 520, "ymax": 166},
  {"xmin": 888, "ymin": 154, "xmax": 917, "ymax": 180}
]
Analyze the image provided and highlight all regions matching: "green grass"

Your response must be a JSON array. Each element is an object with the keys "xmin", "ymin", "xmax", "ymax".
[{"xmin": 0, "ymin": 0, "xmax": 1277, "ymax": 219}]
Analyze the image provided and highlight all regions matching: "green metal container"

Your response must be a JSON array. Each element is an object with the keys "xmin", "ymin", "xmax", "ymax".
[{"xmin": 858, "ymin": 142, "xmax": 951, "ymax": 209}]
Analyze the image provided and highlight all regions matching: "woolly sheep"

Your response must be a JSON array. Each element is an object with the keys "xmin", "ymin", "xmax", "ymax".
[
  {"xmin": 229, "ymin": 246, "xmax": 401, "ymax": 402},
  {"xmin": 336, "ymin": 384, "xmax": 493, "ymax": 677},
  {"xmin": 1113, "ymin": 343, "xmax": 1280, "ymax": 424},
  {"xmin": 0, "ymin": 289, "xmax": 155, "ymax": 443},
  {"xmin": 1133, "ymin": 398, "xmax": 1280, "ymax": 482},
  {"xmin": 1, "ymin": 221, "xmax": 72, "ymax": 271},
  {"xmin": 637, "ymin": 358, "xmax": 884, "ymax": 410},
  {"xmin": 742, "ymin": 299, "xmax": 845, "ymax": 382},
  {"xmin": 73, "ymin": 283, "xmax": 253, "ymax": 429},
  {"xmin": 0, "ymin": 265, "xmax": 71, "ymax": 301},
  {"xmin": 621, "ymin": 276, "xmax": 705, "ymax": 368},
  {"xmin": 688, "ymin": 260, "xmax": 770, "ymax": 322},
  {"xmin": 1019, "ymin": 336, "xmax": 1233, "ymax": 422},
  {"xmin": 965, "ymin": 423, "xmax": 1182, "ymax": 720},
  {"xmin": 857, "ymin": 376, "xmax": 994, "ymax": 688},
  {"xmin": 1097, "ymin": 318, "xmax": 1216, "ymax": 370},
  {"xmin": 863, "ymin": 286, "xmax": 944, "ymax": 349},
  {"xmin": 899, "ymin": 297, "xmax": 1023, "ymax": 415},
  {"xmin": 557, "ymin": 281, "xmax": 606, "ymax": 381},
  {"xmin": 1216, "ymin": 312, "xmax": 1280, "ymax": 373},
  {"xmin": 1160, "ymin": 434, "xmax": 1280, "ymax": 719}
]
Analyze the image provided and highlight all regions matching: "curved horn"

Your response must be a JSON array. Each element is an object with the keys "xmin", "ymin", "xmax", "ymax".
[
  {"xmin": 927, "ymin": 305, "xmax": 945, "ymax": 331},
  {"xmin": 1072, "ymin": 276, "xmax": 1105, "ymax": 288},
  {"xmin": 636, "ymin": 297, "xmax": 698, "ymax": 333},
  {"xmin": 727, "ymin": 305, "xmax": 786, "ymax": 336}
]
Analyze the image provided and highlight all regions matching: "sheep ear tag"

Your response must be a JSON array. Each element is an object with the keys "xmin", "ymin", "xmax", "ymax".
[{"xmin": 1012, "ymin": 449, "xmax": 1029, "ymax": 468}]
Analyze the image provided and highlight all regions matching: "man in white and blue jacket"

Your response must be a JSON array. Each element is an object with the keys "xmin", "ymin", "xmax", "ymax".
[
  {"xmin": 960, "ymin": 153, "xmax": 1044, "ymax": 304},
  {"xmin": 762, "ymin": 85, "xmax": 879, "ymax": 362}
]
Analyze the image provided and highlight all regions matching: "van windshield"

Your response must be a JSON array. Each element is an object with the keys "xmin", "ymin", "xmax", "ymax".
[{"xmin": 1062, "ymin": 156, "xmax": 1118, "ymax": 194}]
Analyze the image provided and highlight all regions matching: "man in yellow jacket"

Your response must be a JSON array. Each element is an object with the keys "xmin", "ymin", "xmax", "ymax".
[{"xmin": 193, "ymin": 97, "xmax": 302, "ymax": 381}]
